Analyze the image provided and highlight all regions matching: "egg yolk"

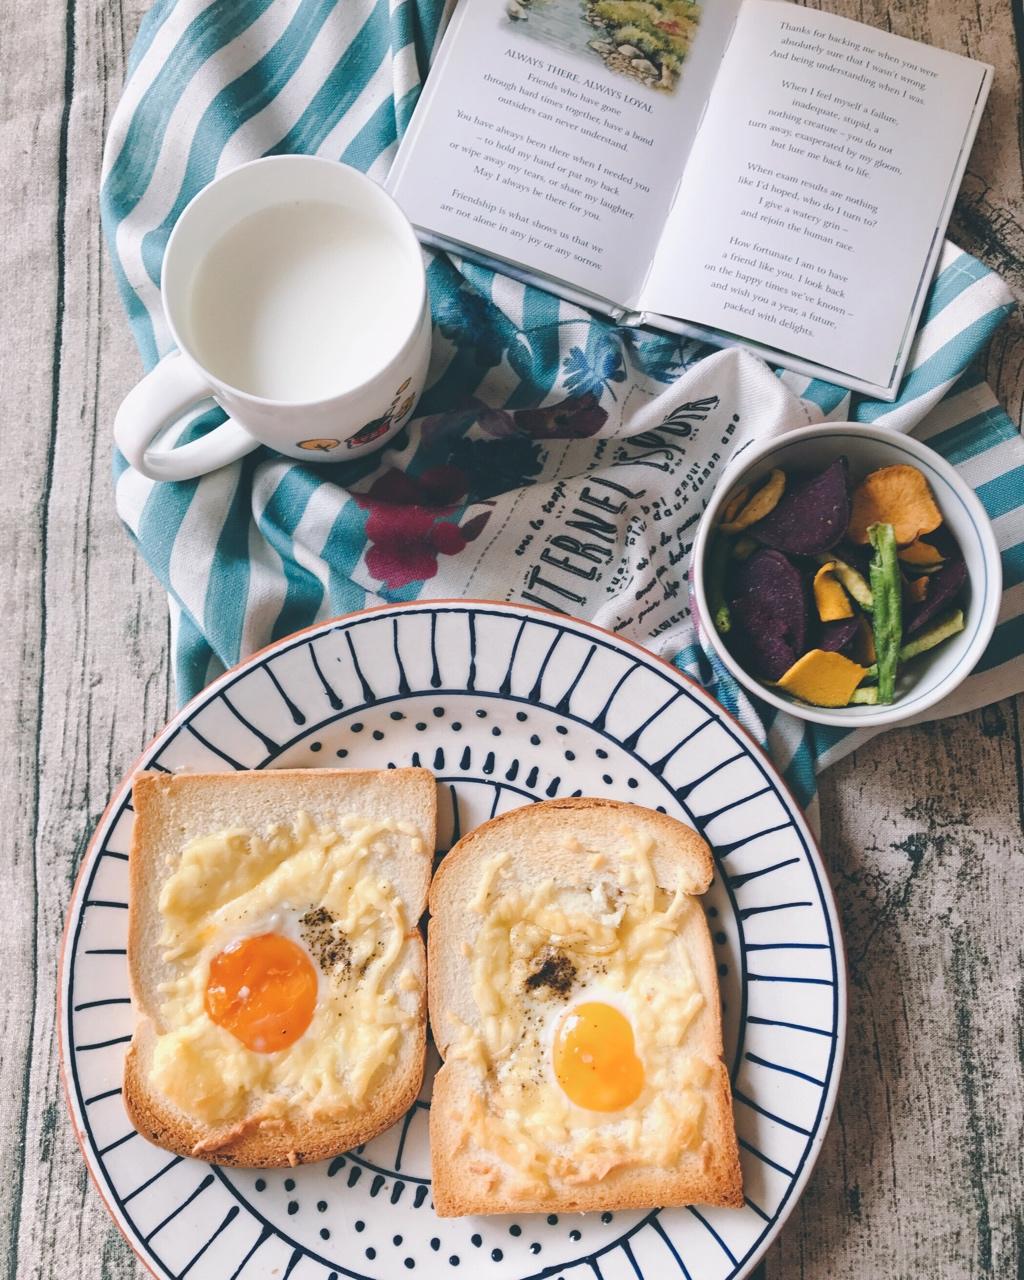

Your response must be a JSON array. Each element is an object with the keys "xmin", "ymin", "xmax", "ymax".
[
  {"xmin": 205, "ymin": 933, "xmax": 317, "ymax": 1053},
  {"xmin": 553, "ymin": 1001, "xmax": 644, "ymax": 1112}
]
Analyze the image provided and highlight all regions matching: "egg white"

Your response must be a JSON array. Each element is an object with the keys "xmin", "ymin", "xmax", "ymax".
[{"xmin": 150, "ymin": 812, "xmax": 420, "ymax": 1127}]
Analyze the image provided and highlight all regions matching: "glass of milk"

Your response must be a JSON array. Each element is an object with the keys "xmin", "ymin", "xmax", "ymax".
[{"xmin": 114, "ymin": 156, "xmax": 431, "ymax": 481}]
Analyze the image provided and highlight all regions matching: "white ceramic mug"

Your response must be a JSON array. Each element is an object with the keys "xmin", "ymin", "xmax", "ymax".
[{"xmin": 114, "ymin": 156, "xmax": 431, "ymax": 481}]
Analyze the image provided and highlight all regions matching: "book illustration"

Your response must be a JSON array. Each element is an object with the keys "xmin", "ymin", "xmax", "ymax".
[{"xmin": 504, "ymin": 0, "xmax": 702, "ymax": 92}]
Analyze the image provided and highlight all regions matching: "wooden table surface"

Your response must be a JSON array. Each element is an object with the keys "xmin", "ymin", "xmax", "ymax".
[{"xmin": 2, "ymin": 1, "xmax": 1022, "ymax": 1277}]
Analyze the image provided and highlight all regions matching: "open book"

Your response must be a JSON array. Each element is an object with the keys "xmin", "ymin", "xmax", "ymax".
[{"xmin": 388, "ymin": 0, "xmax": 991, "ymax": 399}]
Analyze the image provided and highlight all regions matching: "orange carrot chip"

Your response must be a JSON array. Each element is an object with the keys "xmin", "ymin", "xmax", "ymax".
[
  {"xmin": 900, "ymin": 537, "xmax": 945, "ymax": 567},
  {"xmin": 846, "ymin": 465, "xmax": 943, "ymax": 546},
  {"xmin": 852, "ymin": 614, "xmax": 877, "ymax": 666}
]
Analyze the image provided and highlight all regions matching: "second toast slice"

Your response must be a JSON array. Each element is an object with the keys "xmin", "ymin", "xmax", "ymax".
[{"xmin": 428, "ymin": 797, "xmax": 742, "ymax": 1215}]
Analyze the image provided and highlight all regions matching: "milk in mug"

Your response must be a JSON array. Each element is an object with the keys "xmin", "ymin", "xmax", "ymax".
[{"xmin": 186, "ymin": 200, "xmax": 421, "ymax": 403}]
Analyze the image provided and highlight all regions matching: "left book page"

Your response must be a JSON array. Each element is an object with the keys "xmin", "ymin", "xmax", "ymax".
[{"xmin": 389, "ymin": 0, "xmax": 741, "ymax": 308}]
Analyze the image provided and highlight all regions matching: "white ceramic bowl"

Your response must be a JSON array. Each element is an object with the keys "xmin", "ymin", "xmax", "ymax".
[{"xmin": 691, "ymin": 422, "xmax": 1002, "ymax": 728}]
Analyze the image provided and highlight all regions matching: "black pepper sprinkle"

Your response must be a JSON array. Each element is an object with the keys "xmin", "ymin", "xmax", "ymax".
[
  {"xmin": 300, "ymin": 907, "xmax": 352, "ymax": 975},
  {"xmin": 525, "ymin": 951, "xmax": 577, "ymax": 996}
]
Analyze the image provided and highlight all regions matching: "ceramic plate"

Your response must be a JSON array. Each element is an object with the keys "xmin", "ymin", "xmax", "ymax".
[{"xmin": 61, "ymin": 600, "xmax": 846, "ymax": 1280}]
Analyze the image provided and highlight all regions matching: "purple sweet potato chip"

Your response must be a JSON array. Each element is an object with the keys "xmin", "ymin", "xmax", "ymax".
[
  {"xmin": 751, "ymin": 457, "xmax": 850, "ymax": 554},
  {"xmin": 906, "ymin": 557, "xmax": 967, "ymax": 635},
  {"xmin": 729, "ymin": 549, "xmax": 808, "ymax": 681},
  {"xmin": 818, "ymin": 617, "xmax": 860, "ymax": 654}
]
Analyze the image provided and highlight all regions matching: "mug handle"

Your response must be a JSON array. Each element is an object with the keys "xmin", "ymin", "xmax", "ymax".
[{"xmin": 114, "ymin": 352, "xmax": 260, "ymax": 482}]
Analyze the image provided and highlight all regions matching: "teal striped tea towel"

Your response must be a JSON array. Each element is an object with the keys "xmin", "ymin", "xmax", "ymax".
[{"xmin": 102, "ymin": 0, "xmax": 1024, "ymax": 810}]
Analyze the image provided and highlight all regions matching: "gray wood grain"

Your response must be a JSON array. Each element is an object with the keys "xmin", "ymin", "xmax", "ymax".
[{"xmin": 0, "ymin": 1, "xmax": 1020, "ymax": 1278}]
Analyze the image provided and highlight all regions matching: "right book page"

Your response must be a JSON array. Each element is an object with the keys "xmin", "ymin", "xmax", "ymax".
[{"xmin": 639, "ymin": 0, "xmax": 990, "ymax": 388}]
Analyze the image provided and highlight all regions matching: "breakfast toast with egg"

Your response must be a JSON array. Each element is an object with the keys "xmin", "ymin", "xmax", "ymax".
[
  {"xmin": 124, "ymin": 768, "xmax": 435, "ymax": 1167},
  {"xmin": 428, "ymin": 797, "xmax": 742, "ymax": 1216}
]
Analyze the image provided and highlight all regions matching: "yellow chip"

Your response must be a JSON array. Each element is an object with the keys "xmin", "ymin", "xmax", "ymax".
[
  {"xmin": 720, "ymin": 485, "xmax": 751, "ymax": 525},
  {"xmin": 719, "ymin": 469, "xmax": 786, "ymax": 533},
  {"xmin": 847, "ymin": 465, "xmax": 943, "ymax": 545},
  {"xmin": 813, "ymin": 562, "xmax": 854, "ymax": 622},
  {"xmin": 732, "ymin": 535, "xmax": 758, "ymax": 562},
  {"xmin": 776, "ymin": 649, "xmax": 869, "ymax": 707}
]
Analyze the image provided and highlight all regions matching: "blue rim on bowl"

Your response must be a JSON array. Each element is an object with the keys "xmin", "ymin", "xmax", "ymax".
[{"xmin": 691, "ymin": 423, "xmax": 1003, "ymax": 729}]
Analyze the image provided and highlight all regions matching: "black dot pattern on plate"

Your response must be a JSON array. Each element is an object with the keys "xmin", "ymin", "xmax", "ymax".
[
  {"xmin": 316, "ymin": 1200, "xmax": 327, "ymax": 1212},
  {"xmin": 254, "ymin": 1178, "xmax": 265, "ymax": 1192},
  {"xmin": 530, "ymin": 734, "xmax": 541, "ymax": 745},
  {"xmin": 715, "ymin": 931, "xmax": 727, "ymax": 945},
  {"xmin": 287, "ymin": 1201, "xmax": 298, "ymax": 1215},
  {"xmin": 719, "ymin": 962, "xmax": 729, "ymax": 976},
  {"xmin": 475, "ymin": 709, "xmax": 487, "ymax": 718},
  {"xmin": 320, "ymin": 1228, "xmax": 331, "ymax": 1240},
  {"xmin": 516, "ymin": 711, "xmax": 527, "ymax": 721},
  {"xmin": 373, "ymin": 730, "xmax": 384, "ymax": 740},
  {"xmin": 351, "ymin": 722, "xmax": 364, "ymax": 732},
  {"xmin": 415, "ymin": 722, "xmax": 426, "ymax": 730},
  {"xmin": 627, "ymin": 777, "xmax": 638, "ymax": 789},
  {"xmin": 570, "ymin": 1229, "xmax": 582, "ymax": 1241},
  {"xmin": 430, "ymin": 1237, "xmax": 440, "ymax": 1250},
  {"xmin": 355, "ymin": 1220, "xmax": 365, "ymax": 1232},
  {"xmin": 404, "ymin": 1259, "xmax": 415, "ymax": 1269},
  {"xmin": 335, "ymin": 748, "xmax": 348, "ymax": 758},
  {"xmin": 556, "ymin": 725, "xmax": 568, "ymax": 735},
  {"xmin": 530, "ymin": 1243, "xmax": 542, "ymax": 1254},
  {"xmin": 390, "ymin": 710, "xmax": 404, "ymax": 720},
  {"xmin": 433, "ymin": 707, "xmax": 445, "ymax": 717},
  {"xmin": 284, "ymin": 1178, "xmax": 295, "ymax": 1191},
  {"xmin": 491, "ymin": 1248, "xmax": 503, "ymax": 1261},
  {"xmin": 449, "ymin": 1257, "xmax": 460, "ymax": 1267},
  {"xmin": 393, "ymin": 1235, "xmax": 403, "ymax": 1246},
  {"xmin": 310, "ymin": 741, "xmax": 322, "ymax": 752},
  {"xmin": 602, "ymin": 774, "xmax": 613, "ymax": 784},
  {"xmin": 452, "ymin": 721, "xmax": 462, "ymax": 731},
  {"xmin": 595, "ymin": 747, "xmax": 608, "ymax": 758},
  {"xmin": 366, "ymin": 1247, "xmax": 376, "ymax": 1260},
  {"xmin": 471, "ymin": 1234, "xmax": 482, "ymax": 1247},
  {"xmin": 491, "ymin": 725, "xmax": 501, "ymax": 736},
  {"xmin": 509, "ymin": 1224, "xmax": 522, "ymax": 1236},
  {"xmin": 547, "ymin": 1215, "xmax": 559, "ymax": 1225}
]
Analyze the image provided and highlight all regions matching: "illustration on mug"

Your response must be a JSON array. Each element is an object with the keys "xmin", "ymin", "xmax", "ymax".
[
  {"xmin": 296, "ymin": 377, "xmax": 417, "ymax": 455},
  {"xmin": 295, "ymin": 437, "xmax": 342, "ymax": 452}
]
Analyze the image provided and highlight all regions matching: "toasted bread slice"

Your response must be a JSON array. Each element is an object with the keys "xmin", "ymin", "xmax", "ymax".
[
  {"xmin": 428, "ymin": 797, "xmax": 742, "ymax": 1215},
  {"xmin": 125, "ymin": 768, "xmax": 436, "ymax": 1167}
]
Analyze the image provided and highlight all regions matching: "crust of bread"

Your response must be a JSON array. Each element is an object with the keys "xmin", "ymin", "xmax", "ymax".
[
  {"xmin": 125, "ymin": 768, "xmax": 436, "ymax": 1168},
  {"xmin": 427, "ymin": 797, "xmax": 742, "ymax": 1216}
]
